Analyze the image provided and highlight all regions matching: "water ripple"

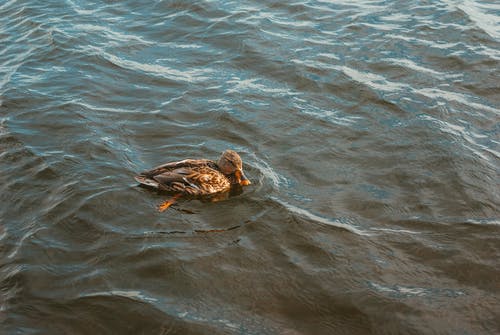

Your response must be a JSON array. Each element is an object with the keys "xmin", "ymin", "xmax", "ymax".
[
  {"xmin": 272, "ymin": 197, "xmax": 372, "ymax": 236},
  {"xmin": 84, "ymin": 47, "xmax": 213, "ymax": 83},
  {"xmin": 1, "ymin": 0, "xmax": 500, "ymax": 334}
]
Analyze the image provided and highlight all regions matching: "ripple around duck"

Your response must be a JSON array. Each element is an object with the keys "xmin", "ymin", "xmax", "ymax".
[{"xmin": 270, "ymin": 197, "xmax": 372, "ymax": 237}]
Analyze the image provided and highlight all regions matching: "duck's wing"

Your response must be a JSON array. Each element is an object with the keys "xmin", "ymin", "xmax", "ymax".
[
  {"xmin": 151, "ymin": 167, "xmax": 200, "ymax": 194},
  {"xmin": 135, "ymin": 166, "xmax": 201, "ymax": 194}
]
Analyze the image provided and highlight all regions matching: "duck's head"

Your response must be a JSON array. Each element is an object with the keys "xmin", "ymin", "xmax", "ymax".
[{"xmin": 217, "ymin": 150, "xmax": 251, "ymax": 186}]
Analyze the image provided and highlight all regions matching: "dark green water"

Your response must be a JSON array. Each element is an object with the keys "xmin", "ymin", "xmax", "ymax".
[{"xmin": 1, "ymin": 1, "xmax": 499, "ymax": 334}]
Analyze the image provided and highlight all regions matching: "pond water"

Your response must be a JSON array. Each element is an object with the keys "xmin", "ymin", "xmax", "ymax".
[{"xmin": 1, "ymin": 1, "xmax": 499, "ymax": 334}]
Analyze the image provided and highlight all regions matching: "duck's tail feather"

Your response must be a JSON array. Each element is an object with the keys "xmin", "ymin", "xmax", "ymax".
[{"xmin": 135, "ymin": 175, "xmax": 160, "ymax": 188}]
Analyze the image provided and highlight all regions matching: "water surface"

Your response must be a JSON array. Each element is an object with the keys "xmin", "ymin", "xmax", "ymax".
[{"xmin": 1, "ymin": 0, "xmax": 499, "ymax": 334}]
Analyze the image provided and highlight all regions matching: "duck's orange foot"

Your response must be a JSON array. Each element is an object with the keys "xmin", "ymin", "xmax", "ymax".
[
  {"xmin": 157, "ymin": 194, "xmax": 182, "ymax": 212},
  {"xmin": 157, "ymin": 201, "xmax": 174, "ymax": 212}
]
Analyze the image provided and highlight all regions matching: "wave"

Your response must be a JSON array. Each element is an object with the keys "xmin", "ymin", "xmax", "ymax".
[{"xmin": 272, "ymin": 197, "xmax": 372, "ymax": 236}]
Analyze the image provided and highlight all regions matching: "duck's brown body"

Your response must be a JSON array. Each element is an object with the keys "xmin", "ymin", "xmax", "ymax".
[
  {"xmin": 135, "ymin": 159, "xmax": 234, "ymax": 196},
  {"xmin": 135, "ymin": 151, "xmax": 250, "ymax": 204}
]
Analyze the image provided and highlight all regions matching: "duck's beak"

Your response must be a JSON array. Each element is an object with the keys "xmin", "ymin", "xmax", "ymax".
[{"xmin": 235, "ymin": 170, "xmax": 251, "ymax": 186}]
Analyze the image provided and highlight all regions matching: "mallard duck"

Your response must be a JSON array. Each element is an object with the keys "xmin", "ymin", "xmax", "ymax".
[{"xmin": 135, "ymin": 150, "xmax": 251, "ymax": 211}]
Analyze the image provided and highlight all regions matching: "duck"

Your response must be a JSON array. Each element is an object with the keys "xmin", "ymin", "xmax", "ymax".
[{"xmin": 135, "ymin": 150, "xmax": 251, "ymax": 211}]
